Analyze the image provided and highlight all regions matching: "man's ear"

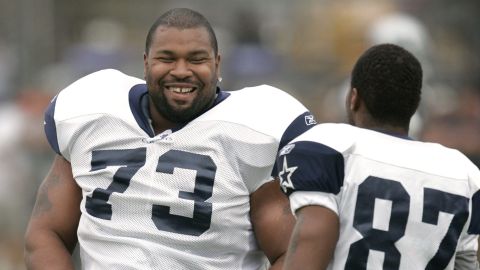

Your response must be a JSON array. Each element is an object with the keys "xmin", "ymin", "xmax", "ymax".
[
  {"xmin": 350, "ymin": 88, "xmax": 360, "ymax": 111},
  {"xmin": 143, "ymin": 53, "xmax": 148, "ymax": 80}
]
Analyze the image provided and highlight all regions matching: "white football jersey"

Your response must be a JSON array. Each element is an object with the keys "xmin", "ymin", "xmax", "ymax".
[
  {"xmin": 278, "ymin": 123, "xmax": 480, "ymax": 270},
  {"xmin": 44, "ymin": 69, "xmax": 316, "ymax": 269}
]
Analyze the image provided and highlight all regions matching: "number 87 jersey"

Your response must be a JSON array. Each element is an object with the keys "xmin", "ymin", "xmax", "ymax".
[{"xmin": 278, "ymin": 123, "xmax": 480, "ymax": 270}]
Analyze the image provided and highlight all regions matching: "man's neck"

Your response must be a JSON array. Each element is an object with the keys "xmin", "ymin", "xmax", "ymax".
[
  {"xmin": 148, "ymin": 99, "xmax": 178, "ymax": 135},
  {"xmin": 355, "ymin": 117, "xmax": 409, "ymax": 137}
]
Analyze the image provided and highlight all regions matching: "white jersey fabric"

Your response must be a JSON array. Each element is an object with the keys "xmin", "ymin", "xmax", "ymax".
[
  {"xmin": 278, "ymin": 123, "xmax": 480, "ymax": 270},
  {"xmin": 44, "ymin": 69, "xmax": 316, "ymax": 270}
]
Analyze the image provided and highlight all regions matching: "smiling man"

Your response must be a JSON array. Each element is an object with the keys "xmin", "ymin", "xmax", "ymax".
[
  {"xmin": 24, "ymin": 8, "xmax": 316, "ymax": 270},
  {"xmin": 144, "ymin": 20, "xmax": 220, "ymax": 126}
]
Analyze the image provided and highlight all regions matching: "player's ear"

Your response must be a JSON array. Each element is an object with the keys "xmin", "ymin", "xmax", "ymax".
[
  {"xmin": 350, "ymin": 88, "xmax": 361, "ymax": 111},
  {"xmin": 215, "ymin": 53, "xmax": 221, "ymax": 77},
  {"xmin": 143, "ymin": 52, "xmax": 148, "ymax": 80}
]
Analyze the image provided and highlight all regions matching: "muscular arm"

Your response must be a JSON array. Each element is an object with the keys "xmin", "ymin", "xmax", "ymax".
[
  {"xmin": 454, "ymin": 235, "xmax": 480, "ymax": 270},
  {"xmin": 24, "ymin": 155, "xmax": 82, "ymax": 270},
  {"xmin": 250, "ymin": 179, "xmax": 295, "ymax": 270},
  {"xmin": 455, "ymin": 250, "xmax": 480, "ymax": 270},
  {"xmin": 283, "ymin": 205, "xmax": 339, "ymax": 270},
  {"xmin": 454, "ymin": 197, "xmax": 480, "ymax": 270}
]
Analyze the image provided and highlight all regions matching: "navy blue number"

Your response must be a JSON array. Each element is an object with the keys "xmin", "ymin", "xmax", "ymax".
[
  {"xmin": 423, "ymin": 188, "xmax": 469, "ymax": 269},
  {"xmin": 86, "ymin": 148, "xmax": 147, "ymax": 220},
  {"xmin": 152, "ymin": 150, "xmax": 216, "ymax": 236},
  {"xmin": 86, "ymin": 148, "xmax": 216, "ymax": 236},
  {"xmin": 346, "ymin": 177, "xmax": 470, "ymax": 269},
  {"xmin": 345, "ymin": 176, "xmax": 409, "ymax": 269}
]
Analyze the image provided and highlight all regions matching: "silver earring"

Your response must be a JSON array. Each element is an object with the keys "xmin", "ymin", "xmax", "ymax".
[{"xmin": 218, "ymin": 77, "xmax": 223, "ymax": 83}]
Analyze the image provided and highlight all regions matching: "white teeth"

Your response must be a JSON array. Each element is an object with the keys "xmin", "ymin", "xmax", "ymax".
[{"xmin": 170, "ymin": 87, "xmax": 194, "ymax": 93}]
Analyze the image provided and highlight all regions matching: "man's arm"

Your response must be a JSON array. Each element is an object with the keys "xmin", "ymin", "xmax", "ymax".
[
  {"xmin": 283, "ymin": 204, "xmax": 339, "ymax": 270},
  {"xmin": 250, "ymin": 179, "xmax": 295, "ymax": 270},
  {"xmin": 454, "ymin": 234, "xmax": 480, "ymax": 270},
  {"xmin": 455, "ymin": 250, "xmax": 480, "ymax": 270},
  {"xmin": 24, "ymin": 155, "xmax": 82, "ymax": 270}
]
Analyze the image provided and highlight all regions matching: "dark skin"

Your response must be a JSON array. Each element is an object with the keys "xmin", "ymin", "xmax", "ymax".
[
  {"xmin": 346, "ymin": 87, "xmax": 409, "ymax": 135},
  {"xmin": 143, "ymin": 26, "xmax": 221, "ymax": 129},
  {"xmin": 282, "ymin": 206, "xmax": 339, "ymax": 270},
  {"xmin": 24, "ymin": 155, "xmax": 81, "ymax": 270},
  {"xmin": 478, "ymin": 244, "xmax": 480, "ymax": 264},
  {"xmin": 251, "ymin": 179, "xmax": 295, "ymax": 269},
  {"xmin": 283, "ymin": 86, "xmax": 409, "ymax": 270},
  {"xmin": 24, "ymin": 25, "xmax": 294, "ymax": 269}
]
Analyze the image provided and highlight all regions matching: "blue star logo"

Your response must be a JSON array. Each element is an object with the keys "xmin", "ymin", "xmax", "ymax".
[{"xmin": 279, "ymin": 157, "xmax": 297, "ymax": 193}]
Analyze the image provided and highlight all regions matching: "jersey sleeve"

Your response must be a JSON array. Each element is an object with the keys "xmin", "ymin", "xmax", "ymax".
[
  {"xmin": 455, "ymin": 155, "xmax": 480, "ymax": 266},
  {"xmin": 289, "ymin": 191, "xmax": 340, "ymax": 217},
  {"xmin": 44, "ymin": 95, "xmax": 61, "ymax": 155},
  {"xmin": 467, "ymin": 160, "xmax": 480, "ymax": 235},
  {"xmin": 255, "ymin": 85, "xmax": 317, "ymax": 179},
  {"xmin": 271, "ymin": 111, "xmax": 317, "ymax": 179},
  {"xmin": 277, "ymin": 139, "xmax": 345, "ymax": 215},
  {"xmin": 42, "ymin": 69, "xmax": 145, "ymax": 160},
  {"xmin": 454, "ymin": 249, "xmax": 480, "ymax": 270},
  {"xmin": 468, "ymin": 191, "xmax": 480, "ymax": 234},
  {"xmin": 218, "ymin": 85, "xmax": 317, "ymax": 192}
]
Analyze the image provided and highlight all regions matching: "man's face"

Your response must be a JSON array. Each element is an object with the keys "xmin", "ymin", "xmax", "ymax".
[{"xmin": 144, "ymin": 25, "xmax": 220, "ymax": 123}]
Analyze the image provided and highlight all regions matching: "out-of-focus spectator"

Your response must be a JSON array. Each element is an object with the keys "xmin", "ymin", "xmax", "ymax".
[
  {"xmin": 0, "ymin": 87, "xmax": 54, "ymax": 270},
  {"xmin": 316, "ymin": 11, "xmax": 454, "ymax": 140},
  {"xmin": 38, "ymin": 18, "xmax": 137, "ymax": 91},
  {"xmin": 0, "ymin": 41, "xmax": 16, "ymax": 101},
  {"xmin": 223, "ymin": 8, "xmax": 282, "ymax": 89},
  {"xmin": 0, "ymin": 100, "xmax": 28, "ymax": 270},
  {"xmin": 290, "ymin": 1, "xmax": 393, "ymax": 121},
  {"xmin": 62, "ymin": 18, "xmax": 133, "ymax": 77},
  {"xmin": 421, "ymin": 81, "xmax": 480, "ymax": 167}
]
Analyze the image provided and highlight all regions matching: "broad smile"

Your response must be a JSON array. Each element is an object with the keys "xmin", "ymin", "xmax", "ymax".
[
  {"xmin": 167, "ymin": 86, "xmax": 195, "ymax": 93},
  {"xmin": 162, "ymin": 83, "xmax": 200, "ymax": 106}
]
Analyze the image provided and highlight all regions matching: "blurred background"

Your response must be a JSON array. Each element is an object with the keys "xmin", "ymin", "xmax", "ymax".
[{"xmin": 0, "ymin": 0, "xmax": 479, "ymax": 268}]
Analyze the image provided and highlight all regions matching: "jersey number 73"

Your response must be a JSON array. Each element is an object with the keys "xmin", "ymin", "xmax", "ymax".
[{"xmin": 84, "ymin": 148, "xmax": 216, "ymax": 236}]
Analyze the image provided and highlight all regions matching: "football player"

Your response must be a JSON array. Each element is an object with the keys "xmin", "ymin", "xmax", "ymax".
[
  {"xmin": 24, "ymin": 8, "xmax": 316, "ymax": 270},
  {"xmin": 279, "ymin": 44, "xmax": 480, "ymax": 270}
]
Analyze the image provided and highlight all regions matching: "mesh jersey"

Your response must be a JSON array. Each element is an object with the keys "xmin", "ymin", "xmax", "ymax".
[
  {"xmin": 44, "ymin": 69, "xmax": 316, "ymax": 270},
  {"xmin": 278, "ymin": 123, "xmax": 480, "ymax": 270}
]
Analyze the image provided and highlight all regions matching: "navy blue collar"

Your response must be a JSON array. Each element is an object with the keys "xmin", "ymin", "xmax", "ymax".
[{"xmin": 128, "ymin": 84, "xmax": 230, "ymax": 137}]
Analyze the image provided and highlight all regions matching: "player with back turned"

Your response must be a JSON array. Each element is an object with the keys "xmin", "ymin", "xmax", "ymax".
[
  {"xmin": 24, "ymin": 8, "xmax": 316, "ymax": 269},
  {"xmin": 278, "ymin": 43, "xmax": 480, "ymax": 270}
]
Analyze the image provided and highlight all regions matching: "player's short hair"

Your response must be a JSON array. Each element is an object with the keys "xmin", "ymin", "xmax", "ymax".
[
  {"xmin": 351, "ymin": 43, "xmax": 422, "ymax": 127},
  {"xmin": 145, "ymin": 8, "xmax": 218, "ymax": 56}
]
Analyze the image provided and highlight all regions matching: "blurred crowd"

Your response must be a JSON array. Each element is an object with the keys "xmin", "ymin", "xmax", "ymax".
[{"xmin": 0, "ymin": 0, "xmax": 479, "ymax": 269}]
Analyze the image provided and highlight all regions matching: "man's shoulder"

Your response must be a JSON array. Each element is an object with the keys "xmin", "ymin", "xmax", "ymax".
[
  {"xmin": 216, "ymin": 84, "xmax": 306, "ymax": 113},
  {"xmin": 200, "ymin": 84, "xmax": 312, "ymax": 138},
  {"xmin": 61, "ymin": 69, "xmax": 143, "ymax": 95},
  {"xmin": 290, "ymin": 123, "xmax": 357, "ymax": 149},
  {"xmin": 229, "ymin": 84, "xmax": 296, "ymax": 102},
  {"xmin": 52, "ymin": 69, "xmax": 145, "ymax": 122},
  {"xmin": 221, "ymin": 84, "xmax": 307, "ymax": 116}
]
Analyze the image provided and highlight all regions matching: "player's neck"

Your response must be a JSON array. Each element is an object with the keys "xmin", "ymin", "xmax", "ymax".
[
  {"xmin": 356, "ymin": 118, "xmax": 409, "ymax": 137},
  {"xmin": 148, "ymin": 100, "xmax": 177, "ymax": 135}
]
